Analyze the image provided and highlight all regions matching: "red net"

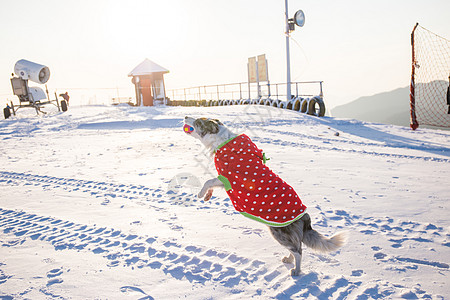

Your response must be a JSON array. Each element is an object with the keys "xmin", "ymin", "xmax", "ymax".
[{"xmin": 410, "ymin": 24, "xmax": 450, "ymax": 129}]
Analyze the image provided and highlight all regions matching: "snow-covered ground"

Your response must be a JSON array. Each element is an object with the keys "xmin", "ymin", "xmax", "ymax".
[{"xmin": 0, "ymin": 104, "xmax": 449, "ymax": 299}]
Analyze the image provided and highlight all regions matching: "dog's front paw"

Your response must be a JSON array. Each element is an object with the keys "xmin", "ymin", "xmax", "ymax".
[
  {"xmin": 290, "ymin": 268, "xmax": 301, "ymax": 276},
  {"xmin": 198, "ymin": 182, "xmax": 211, "ymax": 199},
  {"xmin": 198, "ymin": 186, "xmax": 207, "ymax": 198},
  {"xmin": 203, "ymin": 190, "xmax": 213, "ymax": 201}
]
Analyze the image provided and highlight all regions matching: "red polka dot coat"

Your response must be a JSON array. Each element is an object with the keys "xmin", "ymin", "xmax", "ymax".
[{"xmin": 215, "ymin": 134, "xmax": 307, "ymax": 227}]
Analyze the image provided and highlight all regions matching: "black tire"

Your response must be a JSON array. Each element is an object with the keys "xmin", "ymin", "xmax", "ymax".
[
  {"xmin": 61, "ymin": 100, "xmax": 68, "ymax": 112},
  {"xmin": 300, "ymin": 99, "xmax": 308, "ymax": 113},
  {"xmin": 293, "ymin": 98, "xmax": 302, "ymax": 111},
  {"xmin": 307, "ymin": 97, "xmax": 326, "ymax": 117},
  {"xmin": 4, "ymin": 107, "xmax": 11, "ymax": 119}
]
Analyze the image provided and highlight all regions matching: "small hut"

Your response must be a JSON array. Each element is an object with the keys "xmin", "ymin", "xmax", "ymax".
[{"xmin": 128, "ymin": 59, "xmax": 169, "ymax": 106}]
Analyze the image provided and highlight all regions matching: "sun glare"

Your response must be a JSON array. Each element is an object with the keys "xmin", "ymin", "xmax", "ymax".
[{"xmin": 102, "ymin": 1, "xmax": 191, "ymax": 59}]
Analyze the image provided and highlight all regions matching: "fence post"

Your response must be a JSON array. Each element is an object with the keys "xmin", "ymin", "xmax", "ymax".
[{"xmin": 410, "ymin": 23, "xmax": 419, "ymax": 130}]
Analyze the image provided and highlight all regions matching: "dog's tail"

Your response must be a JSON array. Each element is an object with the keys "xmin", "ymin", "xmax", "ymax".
[{"xmin": 301, "ymin": 214, "xmax": 348, "ymax": 253}]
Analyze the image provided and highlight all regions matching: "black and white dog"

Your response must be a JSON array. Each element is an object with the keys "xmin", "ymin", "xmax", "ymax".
[{"xmin": 184, "ymin": 116, "xmax": 347, "ymax": 276}]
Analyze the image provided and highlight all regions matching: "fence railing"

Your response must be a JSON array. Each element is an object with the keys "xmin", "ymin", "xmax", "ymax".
[
  {"xmin": 167, "ymin": 81, "xmax": 323, "ymax": 102},
  {"xmin": 166, "ymin": 80, "xmax": 326, "ymax": 117}
]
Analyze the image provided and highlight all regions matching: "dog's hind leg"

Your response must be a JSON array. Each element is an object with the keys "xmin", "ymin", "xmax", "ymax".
[
  {"xmin": 290, "ymin": 250, "xmax": 302, "ymax": 276},
  {"xmin": 269, "ymin": 220, "xmax": 304, "ymax": 276}
]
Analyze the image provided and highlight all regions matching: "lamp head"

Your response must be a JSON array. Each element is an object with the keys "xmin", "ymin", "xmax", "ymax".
[{"xmin": 293, "ymin": 10, "xmax": 305, "ymax": 27}]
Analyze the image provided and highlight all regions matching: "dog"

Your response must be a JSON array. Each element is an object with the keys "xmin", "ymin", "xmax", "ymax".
[{"xmin": 184, "ymin": 116, "xmax": 347, "ymax": 276}]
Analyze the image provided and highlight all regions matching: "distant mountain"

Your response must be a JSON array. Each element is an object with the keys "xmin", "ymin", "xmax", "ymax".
[{"xmin": 331, "ymin": 87, "xmax": 410, "ymax": 127}]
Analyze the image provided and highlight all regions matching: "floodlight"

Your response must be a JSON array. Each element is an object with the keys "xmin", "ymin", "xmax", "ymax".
[{"xmin": 293, "ymin": 10, "xmax": 305, "ymax": 27}]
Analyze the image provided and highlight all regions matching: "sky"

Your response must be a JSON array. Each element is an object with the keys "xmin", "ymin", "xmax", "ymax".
[{"xmin": 0, "ymin": 0, "xmax": 449, "ymax": 109}]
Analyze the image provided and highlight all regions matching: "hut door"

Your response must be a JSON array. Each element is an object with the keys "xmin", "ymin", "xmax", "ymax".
[{"xmin": 140, "ymin": 77, "xmax": 154, "ymax": 106}]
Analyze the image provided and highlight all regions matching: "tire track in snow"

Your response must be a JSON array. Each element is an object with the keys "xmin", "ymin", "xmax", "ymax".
[
  {"xmin": 0, "ymin": 208, "xmax": 401, "ymax": 299},
  {"xmin": 315, "ymin": 208, "xmax": 450, "ymax": 271},
  {"xmin": 0, "ymin": 208, "xmax": 271, "ymax": 289},
  {"xmin": 252, "ymin": 136, "xmax": 450, "ymax": 163},
  {"xmin": 0, "ymin": 171, "xmax": 236, "ymax": 215},
  {"xmin": 229, "ymin": 117, "xmax": 450, "ymax": 162},
  {"xmin": 265, "ymin": 208, "xmax": 449, "ymax": 299},
  {"xmin": 0, "ymin": 176, "xmax": 444, "ymax": 299},
  {"xmin": 3, "ymin": 171, "xmax": 449, "ymax": 273},
  {"xmin": 259, "ymin": 127, "xmax": 450, "ymax": 153}
]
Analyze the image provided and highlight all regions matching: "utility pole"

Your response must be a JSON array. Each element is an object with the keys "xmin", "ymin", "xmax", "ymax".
[
  {"xmin": 284, "ymin": 0, "xmax": 292, "ymax": 101},
  {"xmin": 284, "ymin": 2, "xmax": 305, "ymax": 101}
]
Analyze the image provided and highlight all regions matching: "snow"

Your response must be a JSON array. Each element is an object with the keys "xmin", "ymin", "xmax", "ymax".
[
  {"xmin": 0, "ymin": 104, "xmax": 449, "ymax": 299},
  {"xmin": 128, "ymin": 59, "xmax": 170, "ymax": 76}
]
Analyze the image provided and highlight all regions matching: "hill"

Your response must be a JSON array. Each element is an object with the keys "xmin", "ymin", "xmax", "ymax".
[{"xmin": 331, "ymin": 87, "xmax": 410, "ymax": 126}]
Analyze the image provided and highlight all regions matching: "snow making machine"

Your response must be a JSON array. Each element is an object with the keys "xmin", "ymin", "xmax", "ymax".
[{"xmin": 3, "ymin": 59, "xmax": 68, "ymax": 119}]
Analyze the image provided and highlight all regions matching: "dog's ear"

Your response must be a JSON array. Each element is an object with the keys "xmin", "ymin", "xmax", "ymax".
[{"xmin": 212, "ymin": 119, "xmax": 223, "ymax": 126}]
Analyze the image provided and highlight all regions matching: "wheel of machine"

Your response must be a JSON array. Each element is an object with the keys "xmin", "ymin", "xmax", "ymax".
[
  {"xmin": 307, "ymin": 97, "xmax": 325, "ymax": 117},
  {"xmin": 3, "ymin": 107, "xmax": 11, "ymax": 119},
  {"xmin": 61, "ymin": 100, "xmax": 68, "ymax": 112}
]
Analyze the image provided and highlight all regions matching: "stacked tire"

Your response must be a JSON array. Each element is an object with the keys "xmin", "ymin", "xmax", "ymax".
[{"xmin": 165, "ymin": 96, "xmax": 326, "ymax": 117}]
